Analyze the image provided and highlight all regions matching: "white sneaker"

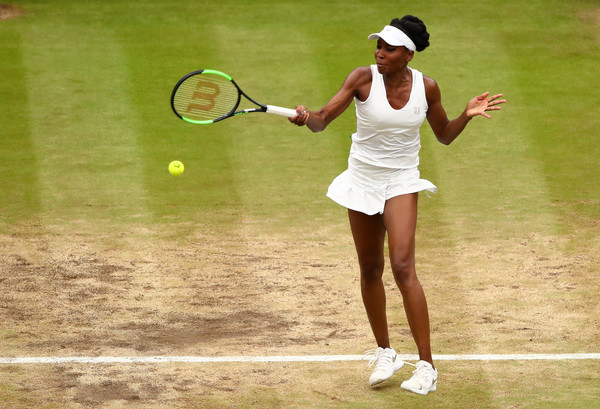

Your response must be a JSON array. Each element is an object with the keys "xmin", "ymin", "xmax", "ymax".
[
  {"xmin": 365, "ymin": 347, "xmax": 405, "ymax": 386},
  {"xmin": 401, "ymin": 360, "xmax": 438, "ymax": 395}
]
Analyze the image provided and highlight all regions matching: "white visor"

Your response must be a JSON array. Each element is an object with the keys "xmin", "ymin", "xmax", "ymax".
[{"xmin": 368, "ymin": 25, "xmax": 416, "ymax": 51}]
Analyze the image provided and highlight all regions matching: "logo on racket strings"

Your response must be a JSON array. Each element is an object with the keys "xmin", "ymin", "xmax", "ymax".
[{"xmin": 187, "ymin": 80, "xmax": 220, "ymax": 113}]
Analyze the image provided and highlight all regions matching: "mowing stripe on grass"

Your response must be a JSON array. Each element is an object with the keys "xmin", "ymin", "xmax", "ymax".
[
  {"xmin": 1, "ymin": 354, "xmax": 598, "ymax": 364},
  {"xmin": 0, "ymin": 21, "xmax": 41, "ymax": 223},
  {"xmin": 20, "ymin": 8, "xmax": 149, "ymax": 227}
]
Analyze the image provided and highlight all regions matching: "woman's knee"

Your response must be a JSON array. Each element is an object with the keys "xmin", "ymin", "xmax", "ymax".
[
  {"xmin": 359, "ymin": 259, "xmax": 385, "ymax": 284},
  {"xmin": 390, "ymin": 257, "xmax": 417, "ymax": 289}
]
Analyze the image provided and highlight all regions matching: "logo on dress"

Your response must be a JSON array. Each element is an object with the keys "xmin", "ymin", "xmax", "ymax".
[{"xmin": 414, "ymin": 107, "xmax": 421, "ymax": 115}]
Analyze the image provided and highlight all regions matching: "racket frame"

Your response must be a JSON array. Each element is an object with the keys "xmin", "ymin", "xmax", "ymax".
[{"xmin": 170, "ymin": 69, "xmax": 295, "ymax": 125}]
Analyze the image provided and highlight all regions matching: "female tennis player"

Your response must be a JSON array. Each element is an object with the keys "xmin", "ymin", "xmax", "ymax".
[{"xmin": 289, "ymin": 15, "xmax": 505, "ymax": 394}]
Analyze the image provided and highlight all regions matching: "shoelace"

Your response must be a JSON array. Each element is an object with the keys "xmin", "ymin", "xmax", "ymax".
[
  {"xmin": 406, "ymin": 362, "xmax": 435, "ymax": 387},
  {"xmin": 364, "ymin": 349, "xmax": 382, "ymax": 368},
  {"xmin": 364, "ymin": 349, "xmax": 403, "ymax": 371},
  {"xmin": 365, "ymin": 348, "xmax": 392, "ymax": 369}
]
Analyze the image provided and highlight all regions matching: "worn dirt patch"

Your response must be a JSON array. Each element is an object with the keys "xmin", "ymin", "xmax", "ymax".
[
  {"xmin": 0, "ymin": 224, "xmax": 598, "ymax": 408},
  {"xmin": 0, "ymin": 4, "xmax": 26, "ymax": 20},
  {"xmin": 0, "ymin": 227, "xmax": 365, "ymax": 359}
]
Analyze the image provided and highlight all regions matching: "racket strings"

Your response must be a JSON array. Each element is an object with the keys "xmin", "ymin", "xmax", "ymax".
[{"xmin": 172, "ymin": 73, "xmax": 239, "ymax": 121}]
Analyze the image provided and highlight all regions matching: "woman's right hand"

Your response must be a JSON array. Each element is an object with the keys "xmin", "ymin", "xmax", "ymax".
[{"xmin": 288, "ymin": 105, "xmax": 310, "ymax": 126}]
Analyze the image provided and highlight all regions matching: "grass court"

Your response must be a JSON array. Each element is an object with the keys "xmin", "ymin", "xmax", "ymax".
[{"xmin": 1, "ymin": 0, "xmax": 599, "ymax": 407}]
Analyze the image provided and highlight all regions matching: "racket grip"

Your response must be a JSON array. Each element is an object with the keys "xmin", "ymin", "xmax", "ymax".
[{"xmin": 266, "ymin": 105, "xmax": 298, "ymax": 118}]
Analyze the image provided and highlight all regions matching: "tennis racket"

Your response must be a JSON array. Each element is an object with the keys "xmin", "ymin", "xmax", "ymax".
[{"xmin": 170, "ymin": 69, "xmax": 297, "ymax": 125}]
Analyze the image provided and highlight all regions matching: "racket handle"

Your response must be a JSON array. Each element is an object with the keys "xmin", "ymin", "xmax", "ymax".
[{"xmin": 266, "ymin": 105, "xmax": 298, "ymax": 118}]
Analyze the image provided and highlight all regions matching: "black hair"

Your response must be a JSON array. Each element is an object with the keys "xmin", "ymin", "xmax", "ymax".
[{"xmin": 390, "ymin": 15, "xmax": 430, "ymax": 52}]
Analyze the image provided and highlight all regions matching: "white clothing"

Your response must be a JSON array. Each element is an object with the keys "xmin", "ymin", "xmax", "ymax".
[{"xmin": 327, "ymin": 65, "xmax": 437, "ymax": 215}]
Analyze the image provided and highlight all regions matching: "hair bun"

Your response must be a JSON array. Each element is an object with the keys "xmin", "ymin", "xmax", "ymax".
[{"xmin": 390, "ymin": 15, "xmax": 430, "ymax": 52}]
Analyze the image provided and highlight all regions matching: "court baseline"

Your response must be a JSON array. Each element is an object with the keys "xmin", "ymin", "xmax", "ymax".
[{"xmin": 1, "ymin": 353, "xmax": 598, "ymax": 364}]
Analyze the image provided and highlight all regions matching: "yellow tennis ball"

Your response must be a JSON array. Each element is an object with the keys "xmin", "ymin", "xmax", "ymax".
[{"xmin": 168, "ymin": 160, "xmax": 184, "ymax": 176}]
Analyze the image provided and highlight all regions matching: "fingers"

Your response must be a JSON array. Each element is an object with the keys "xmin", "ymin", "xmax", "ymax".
[
  {"xmin": 486, "ymin": 93, "xmax": 506, "ymax": 105},
  {"xmin": 466, "ymin": 92, "xmax": 505, "ymax": 119},
  {"xmin": 484, "ymin": 93, "xmax": 506, "ymax": 115},
  {"xmin": 288, "ymin": 106, "xmax": 310, "ymax": 126}
]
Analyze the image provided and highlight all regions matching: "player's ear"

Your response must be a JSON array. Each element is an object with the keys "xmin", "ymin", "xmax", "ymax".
[{"xmin": 406, "ymin": 49, "xmax": 414, "ymax": 63}]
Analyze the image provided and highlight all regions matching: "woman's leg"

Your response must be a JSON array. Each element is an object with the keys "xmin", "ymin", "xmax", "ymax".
[
  {"xmin": 382, "ymin": 193, "xmax": 434, "ymax": 366},
  {"xmin": 347, "ymin": 209, "xmax": 389, "ymax": 348}
]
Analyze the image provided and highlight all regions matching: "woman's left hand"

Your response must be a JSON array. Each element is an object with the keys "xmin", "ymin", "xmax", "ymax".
[{"xmin": 465, "ymin": 92, "xmax": 506, "ymax": 119}]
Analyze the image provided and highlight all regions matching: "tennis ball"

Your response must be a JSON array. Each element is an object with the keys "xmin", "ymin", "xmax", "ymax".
[{"xmin": 168, "ymin": 160, "xmax": 184, "ymax": 176}]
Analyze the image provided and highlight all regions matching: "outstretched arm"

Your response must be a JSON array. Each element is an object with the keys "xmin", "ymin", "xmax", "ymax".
[
  {"xmin": 288, "ymin": 67, "xmax": 371, "ymax": 133},
  {"xmin": 425, "ymin": 76, "xmax": 505, "ymax": 145}
]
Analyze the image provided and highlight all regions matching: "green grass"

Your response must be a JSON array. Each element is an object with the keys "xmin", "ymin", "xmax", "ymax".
[
  {"xmin": 1, "ymin": 0, "xmax": 599, "ymax": 407},
  {"xmin": 3, "ymin": 0, "xmax": 598, "ymax": 238}
]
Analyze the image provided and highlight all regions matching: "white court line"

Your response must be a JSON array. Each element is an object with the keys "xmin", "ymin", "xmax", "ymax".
[{"xmin": 1, "ymin": 353, "xmax": 599, "ymax": 364}]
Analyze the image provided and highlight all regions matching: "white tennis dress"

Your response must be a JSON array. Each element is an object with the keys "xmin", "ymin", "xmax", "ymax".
[{"xmin": 326, "ymin": 65, "xmax": 437, "ymax": 215}]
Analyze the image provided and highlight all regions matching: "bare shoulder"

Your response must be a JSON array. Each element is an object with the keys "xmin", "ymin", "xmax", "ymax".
[
  {"xmin": 423, "ymin": 74, "xmax": 441, "ymax": 104},
  {"xmin": 423, "ymin": 74, "xmax": 439, "ymax": 91},
  {"xmin": 346, "ymin": 66, "xmax": 372, "ymax": 86},
  {"xmin": 345, "ymin": 66, "xmax": 372, "ymax": 100}
]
